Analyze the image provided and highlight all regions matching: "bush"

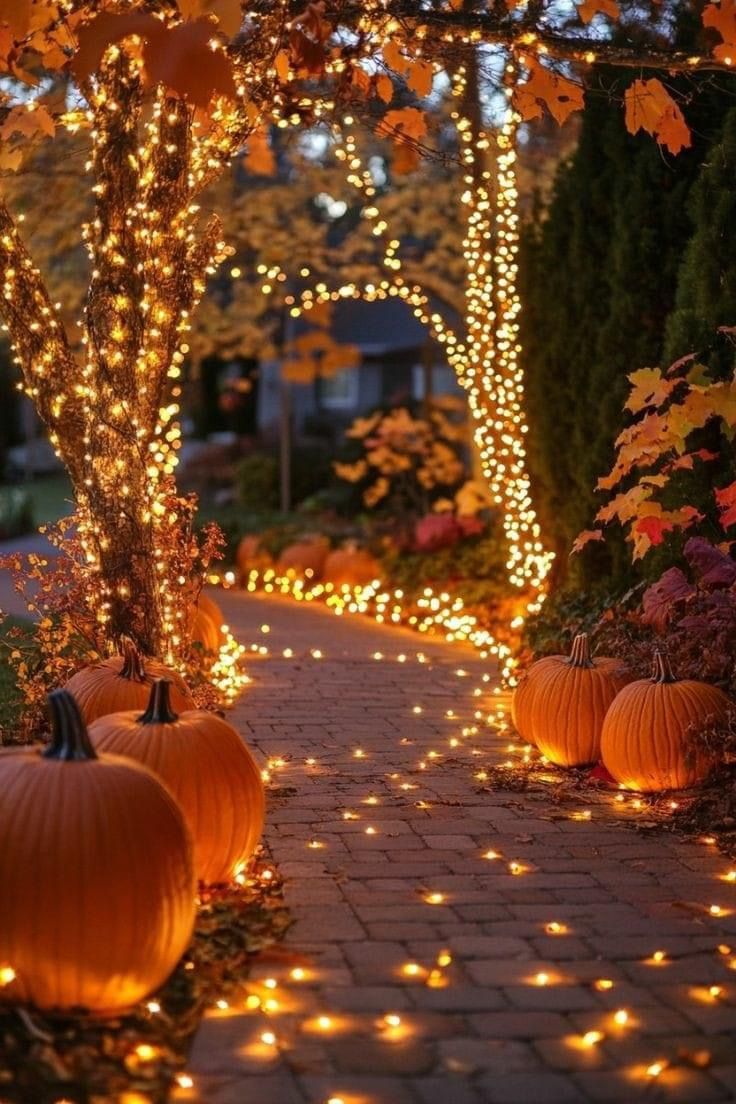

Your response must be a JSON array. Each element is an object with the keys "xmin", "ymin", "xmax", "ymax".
[
  {"xmin": 236, "ymin": 455, "xmax": 279, "ymax": 511},
  {"xmin": 236, "ymin": 444, "xmax": 333, "ymax": 512},
  {"xmin": 0, "ymin": 487, "xmax": 33, "ymax": 540}
]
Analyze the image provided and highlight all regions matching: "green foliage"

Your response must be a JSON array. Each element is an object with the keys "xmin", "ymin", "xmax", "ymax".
[
  {"xmin": 236, "ymin": 454, "xmax": 280, "ymax": 511},
  {"xmin": 379, "ymin": 526, "xmax": 508, "ymax": 611},
  {"xmin": 0, "ymin": 487, "xmax": 33, "ymax": 540},
  {"xmin": 664, "ymin": 108, "xmax": 736, "ymax": 376},
  {"xmin": 235, "ymin": 444, "xmax": 333, "ymax": 513},
  {"xmin": 520, "ymin": 70, "xmax": 736, "ymax": 590}
]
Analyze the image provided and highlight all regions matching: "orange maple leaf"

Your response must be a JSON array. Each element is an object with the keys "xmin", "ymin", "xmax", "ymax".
[
  {"xmin": 570, "ymin": 529, "xmax": 604, "ymax": 555},
  {"xmin": 514, "ymin": 59, "xmax": 584, "ymax": 126},
  {"xmin": 377, "ymin": 106, "xmax": 427, "ymax": 142},
  {"xmin": 578, "ymin": 0, "xmax": 620, "ymax": 22},
  {"xmin": 244, "ymin": 126, "xmax": 275, "ymax": 175},
  {"xmin": 703, "ymin": 0, "xmax": 736, "ymax": 62},
  {"xmin": 624, "ymin": 78, "xmax": 691, "ymax": 155}
]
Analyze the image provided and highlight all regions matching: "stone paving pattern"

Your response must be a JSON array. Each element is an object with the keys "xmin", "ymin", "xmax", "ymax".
[{"xmin": 186, "ymin": 591, "xmax": 736, "ymax": 1104}]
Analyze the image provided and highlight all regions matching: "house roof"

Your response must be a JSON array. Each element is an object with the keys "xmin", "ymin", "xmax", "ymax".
[{"xmin": 296, "ymin": 296, "xmax": 435, "ymax": 356}]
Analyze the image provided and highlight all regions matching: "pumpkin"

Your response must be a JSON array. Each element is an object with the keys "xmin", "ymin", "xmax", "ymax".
[
  {"xmin": 64, "ymin": 636, "xmax": 195, "ymax": 724},
  {"xmin": 0, "ymin": 690, "xmax": 195, "ymax": 1014},
  {"xmin": 90, "ymin": 679, "xmax": 265, "ymax": 884},
  {"xmin": 236, "ymin": 534, "xmax": 271, "ymax": 578},
  {"xmin": 323, "ymin": 544, "xmax": 381, "ymax": 588},
  {"xmin": 512, "ymin": 633, "xmax": 630, "ymax": 766},
  {"xmin": 277, "ymin": 536, "xmax": 329, "ymax": 579},
  {"xmin": 192, "ymin": 592, "xmax": 226, "ymax": 655},
  {"xmin": 601, "ymin": 650, "xmax": 731, "ymax": 792}
]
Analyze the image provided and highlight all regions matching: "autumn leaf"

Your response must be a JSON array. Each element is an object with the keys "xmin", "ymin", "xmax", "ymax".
[
  {"xmin": 577, "ymin": 0, "xmax": 620, "ymax": 21},
  {"xmin": 71, "ymin": 11, "xmax": 163, "ymax": 85},
  {"xmin": 715, "ymin": 481, "xmax": 736, "ymax": 528},
  {"xmin": 143, "ymin": 19, "xmax": 236, "ymax": 108},
  {"xmin": 0, "ymin": 0, "xmax": 34, "ymax": 38},
  {"xmin": 392, "ymin": 142, "xmax": 420, "ymax": 174},
  {"xmin": 703, "ymin": 0, "xmax": 736, "ymax": 62},
  {"xmin": 383, "ymin": 39, "xmax": 408, "ymax": 74},
  {"xmin": 1, "ymin": 103, "xmax": 55, "ymax": 141},
  {"xmin": 377, "ymin": 106, "xmax": 427, "ymax": 142},
  {"xmin": 641, "ymin": 567, "xmax": 694, "ymax": 631},
  {"xmin": 624, "ymin": 78, "xmax": 691, "ymax": 155},
  {"xmin": 571, "ymin": 529, "xmax": 604, "ymax": 554},
  {"xmin": 514, "ymin": 59, "xmax": 584, "ymax": 126},
  {"xmin": 625, "ymin": 367, "xmax": 678, "ymax": 413},
  {"xmin": 290, "ymin": 1, "xmax": 331, "ymax": 74},
  {"xmin": 375, "ymin": 73, "xmax": 394, "ymax": 104},
  {"xmin": 244, "ymin": 126, "xmax": 275, "ymax": 175},
  {"xmin": 274, "ymin": 48, "xmax": 290, "ymax": 83},
  {"xmin": 406, "ymin": 58, "xmax": 434, "ymax": 98}
]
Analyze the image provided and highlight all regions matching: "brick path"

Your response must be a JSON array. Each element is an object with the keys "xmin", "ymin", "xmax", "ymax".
[{"xmin": 186, "ymin": 591, "xmax": 736, "ymax": 1104}]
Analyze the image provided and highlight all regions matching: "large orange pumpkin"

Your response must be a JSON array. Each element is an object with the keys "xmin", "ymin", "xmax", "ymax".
[
  {"xmin": 192, "ymin": 592, "xmax": 226, "ymax": 655},
  {"xmin": 236, "ymin": 534, "xmax": 271, "ymax": 578},
  {"xmin": 64, "ymin": 637, "xmax": 195, "ymax": 724},
  {"xmin": 323, "ymin": 545, "xmax": 381, "ymax": 588},
  {"xmin": 601, "ymin": 651, "xmax": 731, "ymax": 792},
  {"xmin": 512, "ymin": 633, "xmax": 630, "ymax": 766},
  {"xmin": 90, "ymin": 679, "xmax": 265, "ymax": 884},
  {"xmin": 0, "ymin": 690, "xmax": 195, "ymax": 1014},
  {"xmin": 277, "ymin": 536, "xmax": 329, "ymax": 579}
]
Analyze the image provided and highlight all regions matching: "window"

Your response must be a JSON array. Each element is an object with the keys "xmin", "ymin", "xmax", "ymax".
[{"xmin": 320, "ymin": 368, "xmax": 359, "ymax": 409}]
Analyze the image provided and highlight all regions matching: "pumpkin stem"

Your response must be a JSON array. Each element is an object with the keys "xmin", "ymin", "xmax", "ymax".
[
  {"xmin": 119, "ymin": 635, "xmax": 146, "ymax": 682},
  {"xmin": 44, "ymin": 690, "xmax": 98, "ymax": 761},
  {"xmin": 652, "ymin": 649, "xmax": 678, "ymax": 684},
  {"xmin": 566, "ymin": 633, "xmax": 594, "ymax": 669},
  {"xmin": 138, "ymin": 678, "xmax": 179, "ymax": 725}
]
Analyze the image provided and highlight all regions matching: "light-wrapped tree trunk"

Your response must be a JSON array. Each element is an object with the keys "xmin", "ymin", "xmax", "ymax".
[{"xmin": 0, "ymin": 51, "xmax": 231, "ymax": 657}]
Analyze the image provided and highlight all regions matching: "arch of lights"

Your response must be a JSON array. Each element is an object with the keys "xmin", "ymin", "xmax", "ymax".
[{"xmin": 245, "ymin": 59, "xmax": 554, "ymax": 683}]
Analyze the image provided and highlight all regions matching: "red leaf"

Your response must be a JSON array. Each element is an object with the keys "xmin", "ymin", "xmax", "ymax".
[
  {"xmin": 642, "ymin": 567, "xmax": 694, "ymax": 632},
  {"xmin": 684, "ymin": 536, "xmax": 736, "ymax": 586},
  {"xmin": 514, "ymin": 58, "xmax": 584, "ymax": 126}
]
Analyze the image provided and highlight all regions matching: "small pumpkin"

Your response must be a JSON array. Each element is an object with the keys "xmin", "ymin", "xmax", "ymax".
[
  {"xmin": 277, "ymin": 536, "xmax": 329, "ymax": 579},
  {"xmin": 512, "ymin": 633, "xmax": 630, "ymax": 766},
  {"xmin": 601, "ymin": 651, "xmax": 731, "ymax": 792},
  {"xmin": 90, "ymin": 679, "xmax": 265, "ymax": 884},
  {"xmin": 236, "ymin": 534, "xmax": 271, "ymax": 578},
  {"xmin": 64, "ymin": 636, "xmax": 195, "ymax": 724},
  {"xmin": 323, "ymin": 544, "xmax": 381, "ymax": 588},
  {"xmin": 0, "ymin": 690, "xmax": 195, "ymax": 1014},
  {"xmin": 192, "ymin": 592, "xmax": 226, "ymax": 655}
]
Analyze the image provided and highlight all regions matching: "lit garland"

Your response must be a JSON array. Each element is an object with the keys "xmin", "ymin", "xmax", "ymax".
[{"xmin": 252, "ymin": 55, "xmax": 553, "ymax": 680}]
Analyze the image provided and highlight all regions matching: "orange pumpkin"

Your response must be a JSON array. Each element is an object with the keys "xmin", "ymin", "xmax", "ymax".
[
  {"xmin": 236, "ymin": 534, "xmax": 271, "ymax": 578},
  {"xmin": 323, "ymin": 545, "xmax": 381, "ymax": 588},
  {"xmin": 192, "ymin": 592, "xmax": 226, "ymax": 655},
  {"xmin": 601, "ymin": 651, "xmax": 731, "ymax": 792},
  {"xmin": 64, "ymin": 637, "xmax": 195, "ymax": 724},
  {"xmin": 277, "ymin": 536, "xmax": 329, "ymax": 579},
  {"xmin": 0, "ymin": 690, "xmax": 195, "ymax": 1014},
  {"xmin": 90, "ymin": 679, "xmax": 265, "ymax": 884},
  {"xmin": 512, "ymin": 633, "xmax": 630, "ymax": 766}
]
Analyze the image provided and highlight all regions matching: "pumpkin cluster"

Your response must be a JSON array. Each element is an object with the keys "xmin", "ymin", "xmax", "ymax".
[
  {"xmin": 0, "ymin": 604, "xmax": 264, "ymax": 1017},
  {"xmin": 512, "ymin": 634, "xmax": 731, "ymax": 792}
]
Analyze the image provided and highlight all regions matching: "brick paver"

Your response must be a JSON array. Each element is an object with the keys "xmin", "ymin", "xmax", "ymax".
[{"xmin": 185, "ymin": 591, "xmax": 736, "ymax": 1104}]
